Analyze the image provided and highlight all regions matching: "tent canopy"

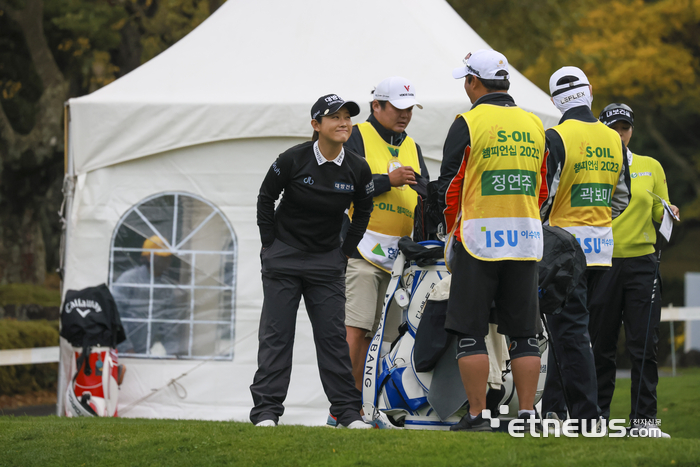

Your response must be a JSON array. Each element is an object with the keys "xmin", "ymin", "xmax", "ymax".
[{"xmin": 67, "ymin": 0, "xmax": 559, "ymax": 176}]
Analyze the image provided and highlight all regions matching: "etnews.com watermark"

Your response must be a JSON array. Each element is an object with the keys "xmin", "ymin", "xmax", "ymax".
[{"xmin": 482, "ymin": 406, "xmax": 665, "ymax": 438}]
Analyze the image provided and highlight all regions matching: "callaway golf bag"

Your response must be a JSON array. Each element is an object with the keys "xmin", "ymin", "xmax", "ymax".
[{"xmin": 60, "ymin": 284, "xmax": 126, "ymax": 417}]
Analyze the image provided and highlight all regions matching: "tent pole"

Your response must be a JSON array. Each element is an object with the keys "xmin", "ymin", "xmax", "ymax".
[{"xmin": 57, "ymin": 102, "xmax": 76, "ymax": 417}]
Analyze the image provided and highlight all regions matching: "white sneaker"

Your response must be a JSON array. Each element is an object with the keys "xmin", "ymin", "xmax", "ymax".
[
  {"xmin": 629, "ymin": 422, "xmax": 670, "ymax": 438},
  {"xmin": 255, "ymin": 419, "xmax": 277, "ymax": 427},
  {"xmin": 337, "ymin": 420, "xmax": 373, "ymax": 429},
  {"xmin": 544, "ymin": 412, "xmax": 564, "ymax": 434}
]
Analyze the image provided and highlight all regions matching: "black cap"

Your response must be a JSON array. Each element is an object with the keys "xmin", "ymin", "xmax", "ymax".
[
  {"xmin": 599, "ymin": 103, "xmax": 634, "ymax": 127},
  {"xmin": 311, "ymin": 94, "xmax": 360, "ymax": 120}
]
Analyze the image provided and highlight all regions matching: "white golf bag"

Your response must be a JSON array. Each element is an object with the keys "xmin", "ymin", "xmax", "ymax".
[{"xmin": 362, "ymin": 240, "xmax": 549, "ymax": 430}]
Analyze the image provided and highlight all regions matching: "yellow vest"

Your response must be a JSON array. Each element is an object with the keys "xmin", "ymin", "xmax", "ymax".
[
  {"xmin": 351, "ymin": 121, "xmax": 421, "ymax": 272},
  {"xmin": 549, "ymin": 119, "xmax": 623, "ymax": 266},
  {"xmin": 452, "ymin": 104, "xmax": 546, "ymax": 262}
]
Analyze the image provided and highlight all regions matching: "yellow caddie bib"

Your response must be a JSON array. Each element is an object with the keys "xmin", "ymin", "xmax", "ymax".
[
  {"xmin": 455, "ymin": 104, "xmax": 546, "ymax": 262},
  {"xmin": 549, "ymin": 119, "xmax": 623, "ymax": 266},
  {"xmin": 350, "ymin": 121, "xmax": 421, "ymax": 272}
]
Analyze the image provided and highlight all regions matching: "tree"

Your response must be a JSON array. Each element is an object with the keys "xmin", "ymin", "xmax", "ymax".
[
  {"xmin": 0, "ymin": 0, "xmax": 67, "ymax": 285},
  {"xmin": 447, "ymin": 0, "xmax": 594, "ymax": 67},
  {"xmin": 0, "ymin": 0, "xmax": 219, "ymax": 285}
]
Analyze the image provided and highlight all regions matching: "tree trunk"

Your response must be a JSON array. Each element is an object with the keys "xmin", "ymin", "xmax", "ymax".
[
  {"xmin": 115, "ymin": 20, "xmax": 144, "ymax": 78},
  {"xmin": 0, "ymin": 0, "xmax": 67, "ymax": 285}
]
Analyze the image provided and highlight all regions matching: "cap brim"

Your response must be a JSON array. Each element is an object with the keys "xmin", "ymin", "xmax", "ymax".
[
  {"xmin": 390, "ymin": 97, "xmax": 423, "ymax": 110},
  {"xmin": 327, "ymin": 100, "xmax": 360, "ymax": 118},
  {"xmin": 452, "ymin": 67, "xmax": 469, "ymax": 79},
  {"xmin": 603, "ymin": 115, "xmax": 634, "ymax": 127}
]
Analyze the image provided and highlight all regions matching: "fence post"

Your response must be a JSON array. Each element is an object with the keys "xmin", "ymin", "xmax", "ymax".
[{"xmin": 670, "ymin": 319, "xmax": 676, "ymax": 377}]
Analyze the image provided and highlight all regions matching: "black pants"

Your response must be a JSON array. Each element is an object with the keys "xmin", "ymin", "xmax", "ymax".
[
  {"xmin": 249, "ymin": 240, "xmax": 362, "ymax": 426},
  {"xmin": 445, "ymin": 242, "xmax": 540, "ymax": 338},
  {"xmin": 542, "ymin": 268, "xmax": 604, "ymax": 421},
  {"xmin": 588, "ymin": 254, "xmax": 661, "ymax": 421}
]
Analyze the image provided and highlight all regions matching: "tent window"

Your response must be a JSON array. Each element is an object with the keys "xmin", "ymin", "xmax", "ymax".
[{"xmin": 109, "ymin": 192, "xmax": 236, "ymax": 360}]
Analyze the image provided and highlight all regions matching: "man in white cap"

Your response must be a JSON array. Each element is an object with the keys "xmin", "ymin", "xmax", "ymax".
[
  {"xmin": 437, "ymin": 50, "xmax": 549, "ymax": 431},
  {"xmin": 340, "ymin": 77, "xmax": 428, "ymax": 428},
  {"xmin": 540, "ymin": 66, "xmax": 631, "ymax": 429}
]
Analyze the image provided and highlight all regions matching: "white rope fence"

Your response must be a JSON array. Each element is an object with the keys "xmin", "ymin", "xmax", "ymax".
[{"xmin": 0, "ymin": 346, "xmax": 60, "ymax": 366}]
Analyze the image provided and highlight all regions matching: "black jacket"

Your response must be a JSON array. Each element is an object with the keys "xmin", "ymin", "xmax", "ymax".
[{"xmin": 257, "ymin": 141, "xmax": 374, "ymax": 257}]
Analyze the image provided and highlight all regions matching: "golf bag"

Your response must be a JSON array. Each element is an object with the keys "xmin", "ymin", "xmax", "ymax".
[
  {"xmin": 60, "ymin": 284, "xmax": 126, "ymax": 417},
  {"xmin": 362, "ymin": 237, "xmax": 566, "ymax": 430}
]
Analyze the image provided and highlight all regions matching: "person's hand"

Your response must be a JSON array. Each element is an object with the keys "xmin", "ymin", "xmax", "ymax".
[
  {"xmin": 388, "ymin": 166, "xmax": 417, "ymax": 186},
  {"xmin": 671, "ymin": 204, "xmax": 680, "ymax": 221}
]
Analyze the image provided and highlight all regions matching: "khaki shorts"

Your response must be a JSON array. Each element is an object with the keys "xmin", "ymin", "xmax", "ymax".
[{"xmin": 344, "ymin": 258, "xmax": 391, "ymax": 333}]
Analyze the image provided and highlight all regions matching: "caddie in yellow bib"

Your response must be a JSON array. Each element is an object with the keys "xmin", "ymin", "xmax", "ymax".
[
  {"xmin": 539, "ymin": 66, "xmax": 631, "ymax": 424},
  {"xmin": 439, "ymin": 48, "xmax": 549, "ymax": 433},
  {"xmin": 349, "ymin": 121, "xmax": 420, "ymax": 272},
  {"xmin": 343, "ymin": 76, "xmax": 429, "ymax": 394},
  {"xmin": 455, "ymin": 105, "xmax": 545, "ymax": 262},
  {"xmin": 547, "ymin": 119, "xmax": 624, "ymax": 267}
]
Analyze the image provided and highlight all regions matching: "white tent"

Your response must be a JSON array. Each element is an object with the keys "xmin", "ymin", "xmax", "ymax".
[{"xmin": 60, "ymin": 0, "xmax": 560, "ymax": 424}]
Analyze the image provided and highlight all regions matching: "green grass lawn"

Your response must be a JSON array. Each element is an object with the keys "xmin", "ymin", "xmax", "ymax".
[
  {"xmin": 608, "ymin": 368, "xmax": 700, "ymax": 439},
  {"xmin": 1, "ymin": 369, "xmax": 698, "ymax": 467}
]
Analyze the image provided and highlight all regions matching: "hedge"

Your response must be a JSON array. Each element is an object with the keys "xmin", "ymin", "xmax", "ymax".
[{"xmin": 0, "ymin": 284, "xmax": 61, "ymax": 307}]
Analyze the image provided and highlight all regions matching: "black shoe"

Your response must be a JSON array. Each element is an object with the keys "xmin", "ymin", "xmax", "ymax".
[
  {"xmin": 450, "ymin": 412, "xmax": 492, "ymax": 432},
  {"xmin": 513, "ymin": 411, "xmax": 542, "ymax": 434}
]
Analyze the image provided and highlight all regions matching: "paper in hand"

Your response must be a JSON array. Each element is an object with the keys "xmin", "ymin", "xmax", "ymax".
[{"xmin": 647, "ymin": 190, "xmax": 677, "ymax": 241}]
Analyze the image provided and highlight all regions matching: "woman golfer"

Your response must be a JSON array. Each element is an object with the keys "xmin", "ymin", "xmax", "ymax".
[
  {"xmin": 588, "ymin": 103, "xmax": 679, "ymax": 437},
  {"xmin": 250, "ymin": 94, "xmax": 374, "ymax": 428}
]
